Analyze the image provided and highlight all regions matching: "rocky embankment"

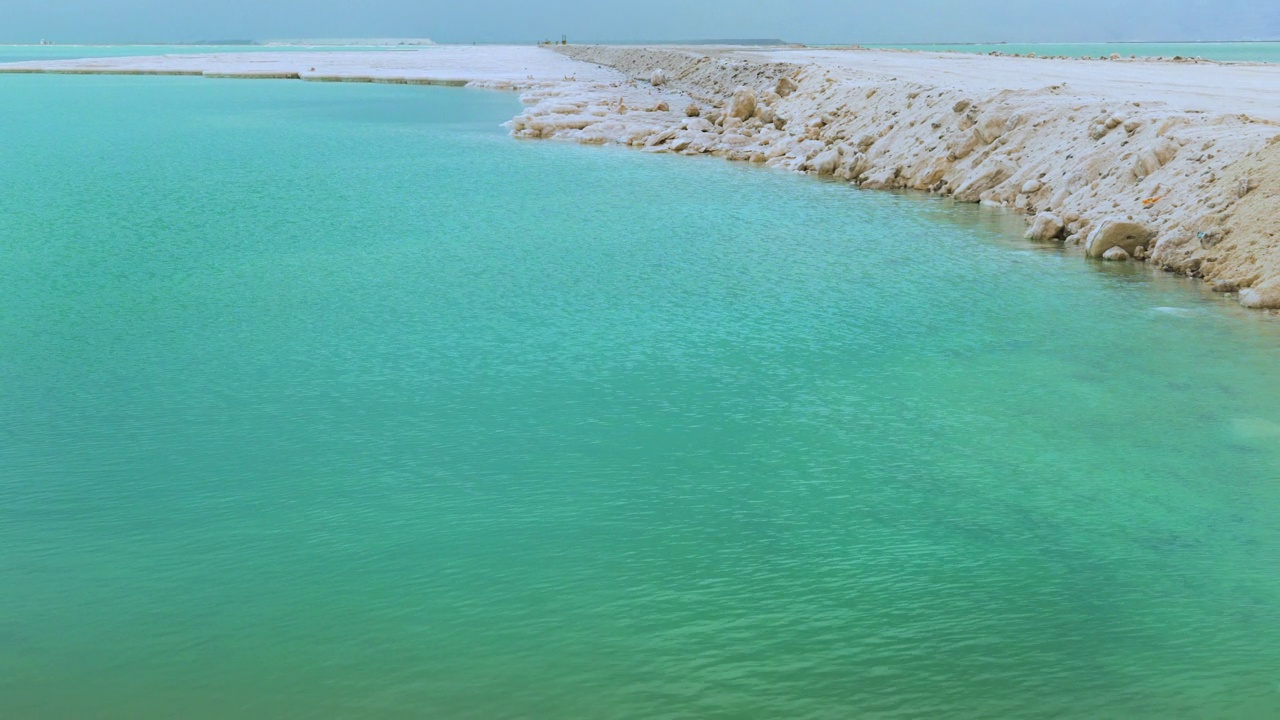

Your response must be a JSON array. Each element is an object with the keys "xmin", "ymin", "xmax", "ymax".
[{"xmin": 507, "ymin": 45, "xmax": 1280, "ymax": 310}]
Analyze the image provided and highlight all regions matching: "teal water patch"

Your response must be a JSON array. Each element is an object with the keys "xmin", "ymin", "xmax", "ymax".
[
  {"xmin": 0, "ymin": 44, "xmax": 416, "ymax": 64},
  {"xmin": 863, "ymin": 41, "xmax": 1280, "ymax": 63},
  {"xmin": 1, "ymin": 76, "xmax": 1280, "ymax": 719}
]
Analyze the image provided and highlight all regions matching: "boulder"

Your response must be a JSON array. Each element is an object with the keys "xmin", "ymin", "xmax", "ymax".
[
  {"xmin": 1085, "ymin": 219, "xmax": 1152, "ymax": 258},
  {"xmin": 946, "ymin": 127, "xmax": 982, "ymax": 160},
  {"xmin": 1020, "ymin": 179, "xmax": 1043, "ymax": 194},
  {"xmin": 1102, "ymin": 246, "xmax": 1132, "ymax": 261},
  {"xmin": 1239, "ymin": 278, "xmax": 1280, "ymax": 309},
  {"xmin": 775, "ymin": 76, "xmax": 798, "ymax": 98},
  {"xmin": 650, "ymin": 69, "xmax": 667, "ymax": 86},
  {"xmin": 835, "ymin": 152, "xmax": 869, "ymax": 180},
  {"xmin": 682, "ymin": 117, "xmax": 714, "ymax": 133},
  {"xmin": 952, "ymin": 154, "xmax": 1017, "ymax": 202},
  {"xmin": 860, "ymin": 166, "xmax": 900, "ymax": 189},
  {"xmin": 726, "ymin": 88, "xmax": 758, "ymax": 121},
  {"xmin": 807, "ymin": 148, "xmax": 841, "ymax": 176},
  {"xmin": 975, "ymin": 107, "xmax": 1013, "ymax": 143},
  {"xmin": 1024, "ymin": 212, "xmax": 1065, "ymax": 242},
  {"xmin": 685, "ymin": 104, "xmax": 701, "ymax": 117}
]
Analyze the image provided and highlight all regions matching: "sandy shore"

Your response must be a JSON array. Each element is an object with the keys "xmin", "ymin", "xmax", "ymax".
[{"xmin": 4, "ymin": 45, "xmax": 1278, "ymax": 309}]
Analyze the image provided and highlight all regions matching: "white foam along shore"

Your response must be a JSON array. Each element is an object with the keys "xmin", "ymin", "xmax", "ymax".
[{"xmin": 4, "ymin": 45, "xmax": 1279, "ymax": 309}]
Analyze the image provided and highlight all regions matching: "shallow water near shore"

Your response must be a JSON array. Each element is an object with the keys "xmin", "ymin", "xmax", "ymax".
[{"xmin": 2, "ymin": 76, "xmax": 1280, "ymax": 719}]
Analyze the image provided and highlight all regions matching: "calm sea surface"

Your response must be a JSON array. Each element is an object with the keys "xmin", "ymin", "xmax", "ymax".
[
  {"xmin": 2, "ymin": 76, "xmax": 1279, "ymax": 719},
  {"xmin": 0, "ymin": 45, "xmax": 414, "ymax": 64},
  {"xmin": 863, "ymin": 42, "xmax": 1280, "ymax": 62}
]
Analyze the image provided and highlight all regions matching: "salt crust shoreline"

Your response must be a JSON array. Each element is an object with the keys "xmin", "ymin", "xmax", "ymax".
[
  {"xmin": 527, "ymin": 46, "xmax": 1280, "ymax": 311},
  {"xmin": 5, "ymin": 45, "xmax": 1278, "ymax": 310}
]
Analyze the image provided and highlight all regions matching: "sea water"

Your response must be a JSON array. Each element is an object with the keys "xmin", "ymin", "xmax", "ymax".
[
  {"xmin": 0, "ymin": 44, "xmax": 413, "ymax": 65},
  {"xmin": 1, "ymin": 76, "xmax": 1279, "ymax": 719},
  {"xmin": 863, "ymin": 41, "xmax": 1280, "ymax": 63}
]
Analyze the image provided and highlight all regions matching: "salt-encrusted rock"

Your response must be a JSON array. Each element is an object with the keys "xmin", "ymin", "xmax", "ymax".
[
  {"xmin": 1239, "ymin": 279, "xmax": 1280, "ymax": 309},
  {"xmin": 975, "ymin": 107, "xmax": 1013, "ymax": 143},
  {"xmin": 953, "ymin": 99, "xmax": 972, "ymax": 113},
  {"xmin": 1133, "ymin": 139, "xmax": 1180, "ymax": 178},
  {"xmin": 727, "ymin": 88, "xmax": 757, "ymax": 120},
  {"xmin": 953, "ymin": 154, "xmax": 1017, "ymax": 202},
  {"xmin": 808, "ymin": 148, "xmax": 842, "ymax": 175},
  {"xmin": 860, "ymin": 166, "xmax": 900, "ymax": 189},
  {"xmin": 754, "ymin": 106, "xmax": 775, "ymax": 124},
  {"xmin": 650, "ymin": 69, "xmax": 667, "ymax": 86},
  {"xmin": 775, "ymin": 76, "xmax": 798, "ymax": 98},
  {"xmin": 947, "ymin": 127, "xmax": 982, "ymax": 160},
  {"xmin": 834, "ymin": 152, "xmax": 869, "ymax": 180},
  {"xmin": 796, "ymin": 139, "xmax": 827, "ymax": 157},
  {"xmin": 683, "ymin": 117, "xmax": 714, "ymax": 133},
  {"xmin": 1102, "ymin": 246, "xmax": 1132, "ymax": 261},
  {"xmin": 644, "ymin": 128, "xmax": 677, "ymax": 147},
  {"xmin": 1021, "ymin": 179, "xmax": 1043, "ymax": 194},
  {"xmin": 685, "ymin": 104, "xmax": 701, "ymax": 117},
  {"xmin": 1025, "ymin": 212, "xmax": 1065, "ymax": 241},
  {"xmin": 1085, "ymin": 219, "xmax": 1153, "ymax": 258}
]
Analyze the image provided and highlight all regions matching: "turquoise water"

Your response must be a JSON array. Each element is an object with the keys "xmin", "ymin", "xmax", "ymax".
[
  {"xmin": 864, "ymin": 42, "xmax": 1280, "ymax": 63},
  {"xmin": 0, "ymin": 44, "xmax": 413, "ymax": 64},
  {"xmin": 2, "ymin": 76, "xmax": 1280, "ymax": 719}
]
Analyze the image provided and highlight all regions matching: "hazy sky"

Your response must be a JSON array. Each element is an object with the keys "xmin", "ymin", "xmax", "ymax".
[{"xmin": 2, "ymin": 1, "xmax": 1277, "ymax": 44}]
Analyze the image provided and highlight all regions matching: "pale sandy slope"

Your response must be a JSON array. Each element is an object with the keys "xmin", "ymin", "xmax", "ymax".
[{"xmin": 3, "ymin": 45, "xmax": 1279, "ymax": 309}]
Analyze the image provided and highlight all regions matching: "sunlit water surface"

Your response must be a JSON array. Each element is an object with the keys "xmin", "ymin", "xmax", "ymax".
[{"xmin": 2, "ymin": 76, "xmax": 1279, "ymax": 719}]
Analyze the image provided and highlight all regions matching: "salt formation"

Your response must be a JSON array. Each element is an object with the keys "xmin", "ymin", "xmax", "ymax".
[{"xmin": 509, "ymin": 46, "xmax": 1280, "ymax": 310}]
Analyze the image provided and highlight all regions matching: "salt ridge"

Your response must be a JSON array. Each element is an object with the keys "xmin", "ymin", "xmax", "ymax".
[{"xmin": 521, "ymin": 45, "xmax": 1280, "ymax": 310}]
